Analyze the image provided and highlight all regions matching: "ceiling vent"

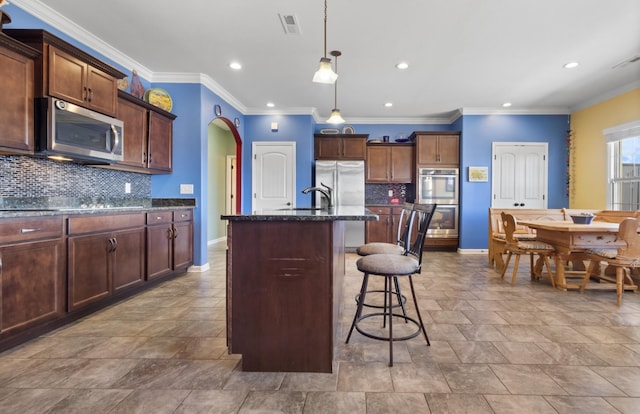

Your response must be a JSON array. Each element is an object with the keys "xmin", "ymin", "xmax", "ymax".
[
  {"xmin": 279, "ymin": 14, "xmax": 301, "ymax": 35},
  {"xmin": 612, "ymin": 54, "xmax": 640, "ymax": 69}
]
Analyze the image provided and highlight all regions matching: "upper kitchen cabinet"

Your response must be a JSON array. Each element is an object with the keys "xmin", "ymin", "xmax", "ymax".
[
  {"xmin": 4, "ymin": 29, "xmax": 125, "ymax": 118},
  {"xmin": 411, "ymin": 131, "xmax": 460, "ymax": 166},
  {"xmin": 0, "ymin": 33, "xmax": 39, "ymax": 154},
  {"xmin": 314, "ymin": 134, "xmax": 367, "ymax": 160},
  {"xmin": 114, "ymin": 91, "xmax": 176, "ymax": 173},
  {"xmin": 366, "ymin": 143, "xmax": 415, "ymax": 183}
]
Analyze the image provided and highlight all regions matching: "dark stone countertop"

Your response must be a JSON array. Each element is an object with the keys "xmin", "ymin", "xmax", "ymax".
[
  {"xmin": 222, "ymin": 206, "xmax": 378, "ymax": 222},
  {"xmin": 0, "ymin": 198, "xmax": 196, "ymax": 219}
]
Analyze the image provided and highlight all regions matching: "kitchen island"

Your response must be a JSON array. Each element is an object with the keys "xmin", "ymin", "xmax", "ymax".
[{"xmin": 222, "ymin": 207, "xmax": 377, "ymax": 373}]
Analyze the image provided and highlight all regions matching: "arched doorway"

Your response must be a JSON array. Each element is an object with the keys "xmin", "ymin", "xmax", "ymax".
[
  {"xmin": 207, "ymin": 117, "xmax": 242, "ymax": 243},
  {"xmin": 210, "ymin": 117, "xmax": 242, "ymax": 213}
]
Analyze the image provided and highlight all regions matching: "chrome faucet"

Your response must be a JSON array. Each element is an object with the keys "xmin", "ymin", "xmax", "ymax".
[{"xmin": 301, "ymin": 182, "xmax": 333, "ymax": 210}]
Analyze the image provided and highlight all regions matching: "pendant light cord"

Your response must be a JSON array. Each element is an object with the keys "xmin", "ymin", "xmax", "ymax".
[
  {"xmin": 334, "ymin": 54, "xmax": 338, "ymax": 107},
  {"xmin": 323, "ymin": 0, "xmax": 328, "ymax": 58}
]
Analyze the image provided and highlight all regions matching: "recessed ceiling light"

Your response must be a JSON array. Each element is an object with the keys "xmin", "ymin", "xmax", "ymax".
[
  {"xmin": 229, "ymin": 62, "xmax": 242, "ymax": 70},
  {"xmin": 266, "ymin": 102, "xmax": 275, "ymax": 108},
  {"xmin": 502, "ymin": 102, "xmax": 512, "ymax": 108},
  {"xmin": 384, "ymin": 102, "xmax": 393, "ymax": 107},
  {"xmin": 563, "ymin": 62, "xmax": 579, "ymax": 69},
  {"xmin": 395, "ymin": 62, "xmax": 409, "ymax": 70}
]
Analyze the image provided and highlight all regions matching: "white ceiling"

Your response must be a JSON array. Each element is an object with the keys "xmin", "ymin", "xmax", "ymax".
[{"xmin": 13, "ymin": 0, "xmax": 640, "ymax": 123}]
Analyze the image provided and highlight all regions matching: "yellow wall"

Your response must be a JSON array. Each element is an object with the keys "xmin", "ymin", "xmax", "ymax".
[{"xmin": 569, "ymin": 88, "xmax": 640, "ymax": 208}]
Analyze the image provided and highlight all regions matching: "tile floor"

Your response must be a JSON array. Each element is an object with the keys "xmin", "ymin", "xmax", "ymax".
[{"xmin": 1, "ymin": 244, "xmax": 640, "ymax": 413}]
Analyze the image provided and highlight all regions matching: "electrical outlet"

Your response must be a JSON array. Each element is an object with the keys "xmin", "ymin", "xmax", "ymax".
[
  {"xmin": 125, "ymin": 182, "xmax": 131, "ymax": 193},
  {"xmin": 180, "ymin": 184, "xmax": 194, "ymax": 194}
]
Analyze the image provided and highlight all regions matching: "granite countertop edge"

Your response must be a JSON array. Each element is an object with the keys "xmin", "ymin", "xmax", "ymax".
[
  {"xmin": 222, "ymin": 208, "xmax": 379, "ymax": 222},
  {"xmin": 0, "ymin": 198, "xmax": 196, "ymax": 219}
]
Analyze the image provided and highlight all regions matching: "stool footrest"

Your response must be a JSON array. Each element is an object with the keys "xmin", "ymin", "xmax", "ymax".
[{"xmin": 353, "ymin": 312, "xmax": 422, "ymax": 342}]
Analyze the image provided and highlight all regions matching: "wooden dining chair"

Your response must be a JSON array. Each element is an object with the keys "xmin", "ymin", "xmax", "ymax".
[
  {"xmin": 580, "ymin": 217, "xmax": 640, "ymax": 305},
  {"xmin": 500, "ymin": 212, "xmax": 556, "ymax": 287}
]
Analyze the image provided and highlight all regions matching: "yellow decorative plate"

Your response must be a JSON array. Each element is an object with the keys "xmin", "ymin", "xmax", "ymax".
[{"xmin": 144, "ymin": 88, "xmax": 173, "ymax": 112}]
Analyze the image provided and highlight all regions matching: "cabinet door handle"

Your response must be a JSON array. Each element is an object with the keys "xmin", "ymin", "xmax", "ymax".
[
  {"xmin": 173, "ymin": 226, "xmax": 178, "ymax": 239},
  {"xmin": 112, "ymin": 238, "xmax": 118, "ymax": 251},
  {"xmin": 20, "ymin": 228, "xmax": 42, "ymax": 233},
  {"xmin": 83, "ymin": 86, "xmax": 88, "ymax": 101},
  {"xmin": 167, "ymin": 228, "xmax": 173, "ymax": 239},
  {"xmin": 106, "ymin": 238, "xmax": 113, "ymax": 252},
  {"xmin": 87, "ymin": 88, "xmax": 93, "ymax": 103}
]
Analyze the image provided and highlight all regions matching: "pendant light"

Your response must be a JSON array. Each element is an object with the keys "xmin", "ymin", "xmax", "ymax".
[
  {"xmin": 326, "ymin": 50, "xmax": 345, "ymax": 124},
  {"xmin": 312, "ymin": 0, "xmax": 338, "ymax": 84}
]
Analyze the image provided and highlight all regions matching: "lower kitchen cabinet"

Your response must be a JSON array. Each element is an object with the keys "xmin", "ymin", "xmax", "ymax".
[
  {"xmin": 365, "ymin": 205, "xmax": 417, "ymax": 245},
  {"xmin": 173, "ymin": 210, "xmax": 194, "ymax": 271},
  {"xmin": 67, "ymin": 213, "xmax": 146, "ymax": 311},
  {"xmin": 146, "ymin": 209, "xmax": 194, "ymax": 280},
  {"xmin": 0, "ymin": 217, "xmax": 65, "ymax": 335}
]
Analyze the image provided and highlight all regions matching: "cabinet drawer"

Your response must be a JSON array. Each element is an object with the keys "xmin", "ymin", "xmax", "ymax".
[
  {"xmin": 173, "ymin": 209, "xmax": 192, "ymax": 222},
  {"xmin": 367, "ymin": 206, "xmax": 392, "ymax": 215},
  {"xmin": 146, "ymin": 211, "xmax": 173, "ymax": 225},
  {"xmin": 68, "ymin": 213, "xmax": 146, "ymax": 235},
  {"xmin": 0, "ymin": 217, "xmax": 63, "ymax": 244}
]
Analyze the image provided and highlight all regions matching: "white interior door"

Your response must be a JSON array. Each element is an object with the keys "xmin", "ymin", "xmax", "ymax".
[
  {"xmin": 225, "ymin": 155, "xmax": 237, "ymax": 215},
  {"xmin": 252, "ymin": 142, "xmax": 296, "ymax": 212},
  {"xmin": 492, "ymin": 142, "xmax": 548, "ymax": 209}
]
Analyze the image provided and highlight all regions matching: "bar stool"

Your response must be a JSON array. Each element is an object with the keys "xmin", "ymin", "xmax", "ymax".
[
  {"xmin": 346, "ymin": 203, "xmax": 437, "ymax": 367},
  {"xmin": 356, "ymin": 203, "xmax": 416, "ymax": 321}
]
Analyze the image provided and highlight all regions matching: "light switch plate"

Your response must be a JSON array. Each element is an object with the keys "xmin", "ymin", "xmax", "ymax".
[{"xmin": 180, "ymin": 184, "xmax": 194, "ymax": 194}]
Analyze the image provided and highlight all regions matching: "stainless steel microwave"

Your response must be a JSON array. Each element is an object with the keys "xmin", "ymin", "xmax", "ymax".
[{"xmin": 35, "ymin": 97, "xmax": 123, "ymax": 164}]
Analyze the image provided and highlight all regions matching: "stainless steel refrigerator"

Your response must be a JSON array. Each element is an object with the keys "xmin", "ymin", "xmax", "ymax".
[{"xmin": 315, "ymin": 160, "xmax": 365, "ymax": 248}]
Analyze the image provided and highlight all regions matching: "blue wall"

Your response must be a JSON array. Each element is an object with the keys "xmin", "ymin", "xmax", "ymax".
[
  {"xmin": 459, "ymin": 114, "xmax": 570, "ymax": 249},
  {"xmin": 243, "ymin": 115, "xmax": 315, "ymax": 210}
]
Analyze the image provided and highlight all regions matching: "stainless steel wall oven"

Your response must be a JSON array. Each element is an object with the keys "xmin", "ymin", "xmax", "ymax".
[{"xmin": 418, "ymin": 168, "xmax": 459, "ymax": 238}]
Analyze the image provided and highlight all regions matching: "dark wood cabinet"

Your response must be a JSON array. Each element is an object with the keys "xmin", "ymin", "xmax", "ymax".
[
  {"xmin": 116, "ymin": 91, "xmax": 176, "ymax": 173},
  {"xmin": 146, "ymin": 211, "xmax": 174, "ymax": 280},
  {"xmin": 227, "ymin": 219, "xmax": 344, "ymax": 372},
  {"xmin": 314, "ymin": 134, "xmax": 367, "ymax": 160},
  {"xmin": 0, "ymin": 34, "xmax": 39, "ymax": 154},
  {"xmin": 412, "ymin": 132, "xmax": 460, "ymax": 166},
  {"xmin": 0, "ymin": 217, "xmax": 65, "ymax": 335},
  {"xmin": 148, "ymin": 111, "xmax": 173, "ymax": 172},
  {"xmin": 67, "ymin": 213, "xmax": 146, "ymax": 311},
  {"xmin": 4, "ymin": 29, "xmax": 125, "ymax": 117},
  {"xmin": 117, "ymin": 93, "xmax": 148, "ymax": 169},
  {"xmin": 173, "ymin": 210, "xmax": 194, "ymax": 271},
  {"xmin": 366, "ymin": 144, "xmax": 415, "ymax": 183},
  {"xmin": 146, "ymin": 209, "xmax": 193, "ymax": 280},
  {"xmin": 365, "ymin": 205, "xmax": 416, "ymax": 245}
]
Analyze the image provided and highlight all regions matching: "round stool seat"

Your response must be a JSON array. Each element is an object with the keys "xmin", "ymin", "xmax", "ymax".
[
  {"xmin": 356, "ymin": 253, "xmax": 420, "ymax": 276},
  {"xmin": 356, "ymin": 242, "xmax": 405, "ymax": 256}
]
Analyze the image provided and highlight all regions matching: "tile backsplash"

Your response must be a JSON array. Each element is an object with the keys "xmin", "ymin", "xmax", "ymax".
[
  {"xmin": 365, "ymin": 183, "xmax": 415, "ymax": 204},
  {"xmin": 0, "ymin": 155, "xmax": 151, "ymax": 201}
]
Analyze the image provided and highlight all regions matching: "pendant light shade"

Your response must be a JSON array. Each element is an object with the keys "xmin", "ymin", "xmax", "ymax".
[
  {"xmin": 326, "ymin": 50, "xmax": 345, "ymax": 124},
  {"xmin": 326, "ymin": 108, "xmax": 345, "ymax": 124},
  {"xmin": 312, "ymin": 0, "xmax": 338, "ymax": 84},
  {"xmin": 313, "ymin": 57, "xmax": 338, "ymax": 84}
]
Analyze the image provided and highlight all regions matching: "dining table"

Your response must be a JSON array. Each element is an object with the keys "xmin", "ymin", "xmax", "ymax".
[{"xmin": 518, "ymin": 219, "xmax": 632, "ymax": 291}]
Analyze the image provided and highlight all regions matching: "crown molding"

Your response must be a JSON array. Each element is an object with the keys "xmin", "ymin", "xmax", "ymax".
[
  {"xmin": 570, "ymin": 80, "xmax": 640, "ymax": 113},
  {"xmin": 10, "ymin": 0, "xmax": 154, "ymax": 80},
  {"xmin": 151, "ymin": 72, "xmax": 248, "ymax": 114},
  {"xmin": 460, "ymin": 107, "xmax": 570, "ymax": 115}
]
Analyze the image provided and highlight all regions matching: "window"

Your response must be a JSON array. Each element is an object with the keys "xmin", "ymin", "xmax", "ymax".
[{"xmin": 606, "ymin": 121, "xmax": 640, "ymax": 210}]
